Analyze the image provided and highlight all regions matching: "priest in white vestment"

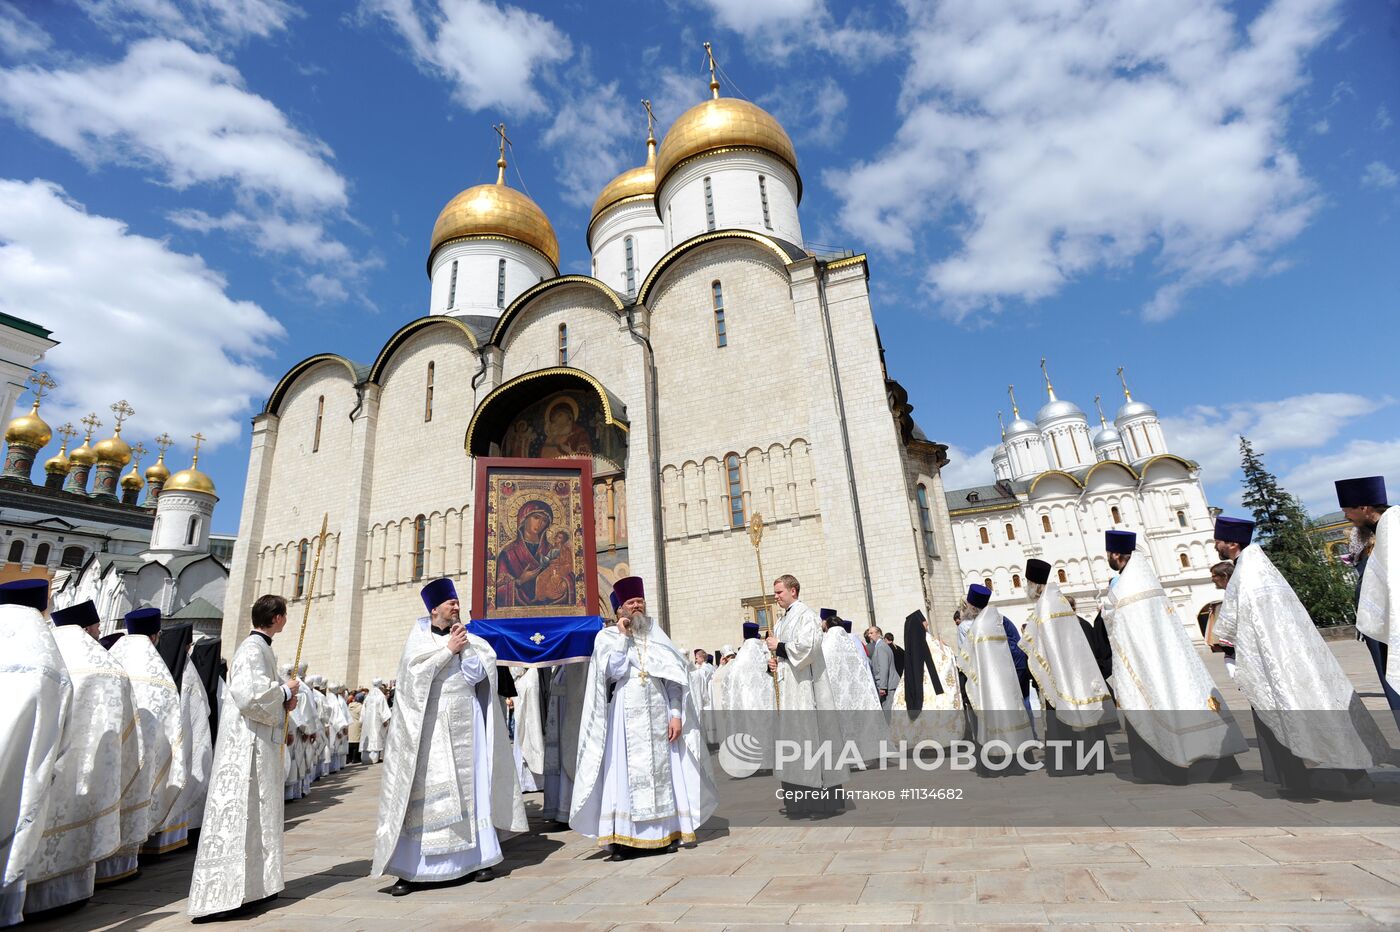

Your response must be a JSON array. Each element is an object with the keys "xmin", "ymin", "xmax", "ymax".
[
  {"xmin": 0, "ymin": 580, "xmax": 71, "ymax": 927},
  {"xmin": 1099, "ymin": 530, "xmax": 1247, "ymax": 784},
  {"xmin": 109, "ymin": 609, "xmax": 188, "ymax": 856},
  {"xmin": 278, "ymin": 662, "xmax": 304, "ymax": 800},
  {"xmin": 570, "ymin": 576, "xmax": 717, "ymax": 858},
  {"xmin": 372, "ymin": 578, "xmax": 525, "ymax": 895},
  {"xmin": 820, "ymin": 614, "xmax": 886, "ymax": 764},
  {"xmin": 188, "ymin": 593, "xmax": 301, "ymax": 918},
  {"xmin": 688, "ymin": 649, "xmax": 716, "ymax": 743},
  {"xmin": 25, "ymin": 602, "xmax": 138, "ymax": 915},
  {"xmin": 1213, "ymin": 516, "xmax": 1392, "ymax": 794},
  {"xmin": 956, "ymin": 585, "xmax": 1036, "ymax": 773},
  {"xmin": 361, "ymin": 679, "xmax": 390, "ymax": 764},
  {"xmin": 1343, "ymin": 476, "xmax": 1400, "ymax": 716},
  {"xmin": 329, "ymin": 684, "xmax": 350, "ymax": 772},
  {"xmin": 510, "ymin": 666, "xmax": 544, "ymax": 792},
  {"xmin": 709, "ymin": 645, "xmax": 738, "ymax": 714},
  {"xmin": 725, "ymin": 624, "xmax": 776, "ymax": 711},
  {"xmin": 1021, "ymin": 560, "xmax": 1113, "ymax": 776},
  {"xmin": 296, "ymin": 664, "xmax": 318, "ymax": 790}
]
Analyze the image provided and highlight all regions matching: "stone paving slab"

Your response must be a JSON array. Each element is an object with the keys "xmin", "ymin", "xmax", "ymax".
[{"xmin": 25, "ymin": 637, "xmax": 1400, "ymax": 930}]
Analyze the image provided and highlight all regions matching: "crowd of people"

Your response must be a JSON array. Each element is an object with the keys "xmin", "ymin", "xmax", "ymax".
[{"xmin": 0, "ymin": 474, "xmax": 1394, "ymax": 923}]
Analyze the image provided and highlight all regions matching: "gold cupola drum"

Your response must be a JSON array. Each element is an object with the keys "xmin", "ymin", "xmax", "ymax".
[
  {"xmin": 120, "ymin": 442, "xmax": 148, "ymax": 505},
  {"xmin": 63, "ymin": 413, "xmax": 101, "ymax": 495},
  {"xmin": 43, "ymin": 422, "xmax": 76, "ymax": 490},
  {"xmin": 90, "ymin": 400, "xmax": 135, "ymax": 500},
  {"xmin": 2, "ymin": 372, "xmax": 55, "ymax": 483},
  {"xmin": 144, "ymin": 432, "xmax": 173, "ymax": 506}
]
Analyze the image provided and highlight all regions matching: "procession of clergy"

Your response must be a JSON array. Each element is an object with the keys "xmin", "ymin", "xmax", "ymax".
[{"xmin": 2, "ymin": 475, "xmax": 1398, "ymax": 921}]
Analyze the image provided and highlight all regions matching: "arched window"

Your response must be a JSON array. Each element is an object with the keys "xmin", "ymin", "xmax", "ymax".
[
  {"xmin": 295, "ymin": 539, "xmax": 310, "ymax": 597},
  {"xmin": 1111, "ymin": 505, "xmax": 1122, "ymax": 524},
  {"xmin": 712, "ymin": 281, "xmax": 727, "ymax": 347},
  {"xmin": 496, "ymin": 258, "xmax": 507, "ymax": 309},
  {"xmin": 1179, "ymin": 552, "xmax": 1190, "ymax": 568},
  {"xmin": 916, "ymin": 484, "xmax": 936, "ymax": 556},
  {"xmin": 186, "ymin": 515, "xmax": 200, "ymax": 546},
  {"xmin": 1041, "ymin": 514, "xmax": 1052, "ymax": 533},
  {"xmin": 983, "ymin": 577, "xmax": 993, "ymax": 590},
  {"xmin": 6, "ymin": 540, "xmax": 23, "ymax": 564},
  {"xmin": 61, "ymin": 545, "xmax": 84, "ymax": 567},
  {"xmin": 424, "ymin": 361, "xmax": 435, "ymax": 422},
  {"xmin": 624, "ymin": 236, "xmax": 636, "ymax": 294},
  {"xmin": 1005, "ymin": 523, "xmax": 1016, "ymax": 541},
  {"xmin": 1012, "ymin": 573, "xmax": 1022, "ymax": 589},
  {"xmin": 447, "ymin": 259, "xmax": 458, "ymax": 309},
  {"xmin": 725, "ymin": 454, "xmax": 746, "ymax": 529},
  {"xmin": 412, "ymin": 515, "xmax": 427, "ymax": 580},
  {"xmin": 1057, "ymin": 568, "xmax": 1068, "ymax": 584},
  {"xmin": 557, "ymin": 323, "xmax": 568, "ymax": 365},
  {"xmin": 978, "ymin": 527, "xmax": 990, "ymax": 545},
  {"xmin": 34, "ymin": 543, "xmax": 49, "ymax": 566},
  {"xmin": 758, "ymin": 175, "xmax": 772, "ymax": 229},
  {"xmin": 703, "ymin": 176, "xmax": 716, "ymax": 231},
  {"xmin": 313, "ymin": 395, "xmax": 324, "ymax": 453},
  {"xmin": 1177, "ymin": 510, "xmax": 1187, "ymax": 528}
]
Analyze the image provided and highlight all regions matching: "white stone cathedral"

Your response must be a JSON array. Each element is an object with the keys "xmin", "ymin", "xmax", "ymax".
[
  {"xmin": 944, "ymin": 367, "xmax": 1220, "ymax": 631},
  {"xmin": 222, "ymin": 69, "xmax": 966, "ymax": 685}
]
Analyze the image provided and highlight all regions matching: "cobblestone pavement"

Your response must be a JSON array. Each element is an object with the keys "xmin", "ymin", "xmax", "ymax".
[{"xmin": 38, "ymin": 638, "xmax": 1400, "ymax": 931}]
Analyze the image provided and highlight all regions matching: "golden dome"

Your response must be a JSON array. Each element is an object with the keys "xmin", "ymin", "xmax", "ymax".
[
  {"xmin": 654, "ymin": 97, "xmax": 799, "ymax": 200},
  {"xmin": 590, "ymin": 163, "xmax": 656, "ymax": 229},
  {"xmin": 5, "ymin": 403, "xmax": 51, "ymax": 449},
  {"xmin": 94, "ymin": 431, "xmax": 132, "ymax": 467},
  {"xmin": 429, "ymin": 176, "xmax": 559, "ymax": 269},
  {"xmin": 69, "ymin": 436, "xmax": 98, "ymax": 467},
  {"xmin": 145, "ymin": 453, "xmax": 170, "ymax": 484},
  {"xmin": 165, "ymin": 458, "xmax": 216, "ymax": 496},
  {"xmin": 121, "ymin": 464, "xmax": 144, "ymax": 491},
  {"xmin": 43, "ymin": 444, "xmax": 70, "ymax": 476}
]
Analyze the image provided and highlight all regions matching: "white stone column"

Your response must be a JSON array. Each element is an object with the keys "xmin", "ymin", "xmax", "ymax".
[
  {"xmin": 222, "ymin": 413, "xmax": 279, "ymax": 645},
  {"xmin": 335, "ymin": 385, "xmax": 379, "ymax": 684}
]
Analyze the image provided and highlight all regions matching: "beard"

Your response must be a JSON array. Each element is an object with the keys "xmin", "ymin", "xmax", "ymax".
[
  {"xmin": 1349, "ymin": 525, "xmax": 1374, "ymax": 561},
  {"xmin": 629, "ymin": 613, "xmax": 653, "ymax": 635}
]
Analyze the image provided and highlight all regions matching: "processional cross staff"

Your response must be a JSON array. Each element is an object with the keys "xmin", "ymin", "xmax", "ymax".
[
  {"xmin": 282, "ymin": 513, "xmax": 330, "ymax": 734},
  {"xmin": 748, "ymin": 512, "xmax": 779, "ymax": 709}
]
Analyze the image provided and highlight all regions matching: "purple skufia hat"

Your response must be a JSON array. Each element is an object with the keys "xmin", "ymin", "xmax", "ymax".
[
  {"xmin": 612, "ymin": 576, "xmax": 644, "ymax": 604},
  {"xmin": 124, "ymin": 607, "xmax": 161, "ymax": 636},
  {"xmin": 1213, "ymin": 516, "xmax": 1255, "ymax": 546},
  {"xmin": 1336, "ymin": 476, "xmax": 1386, "ymax": 508},
  {"xmin": 0, "ymin": 578, "xmax": 49, "ymax": 611},
  {"xmin": 966, "ymin": 584, "xmax": 991, "ymax": 609},
  {"xmin": 420, "ymin": 577, "xmax": 458, "ymax": 613},
  {"xmin": 1105, "ymin": 530, "xmax": 1136, "ymax": 554},
  {"xmin": 52, "ymin": 600, "xmax": 99, "ymax": 628}
]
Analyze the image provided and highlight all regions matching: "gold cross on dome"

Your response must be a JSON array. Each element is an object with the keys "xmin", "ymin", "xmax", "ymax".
[
  {"xmin": 703, "ymin": 41, "xmax": 720, "ymax": 98},
  {"xmin": 530, "ymin": 632, "xmax": 545, "ymax": 645},
  {"xmin": 190, "ymin": 431, "xmax": 206, "ymax": 466},
  {"xmin": 493, "ymin": 122, "xmax": 511, "ymax": 183},
  {"xmin": 110, "ymin": 399, "xmax": 134, "ymax": 433},
  {"xmin": 154, "ymin": 432, "xmax": 172, "ymax": 457},
  {"xmin": 80, "ymin": 412, "xmax": 102, "ymax": 439},
  {"xmin": 27, "ymin": 371, "xmax": 55, "ymax": 404},
  {"xmin": 57, "ymin": 423, "xmax": 76, "ymax": 446},
  {"xmin": 130, "ymin": 442, "xmax": 147, "ymax": 466}
]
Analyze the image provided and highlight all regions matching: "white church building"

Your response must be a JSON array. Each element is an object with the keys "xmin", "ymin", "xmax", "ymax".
[
  {"xmin": 220, "ymin": 60, "xmax": 969, "ymax": 686},
  {"xmin": 945, "ymin": 368, "xmax": 1220, "ymax": 631}
]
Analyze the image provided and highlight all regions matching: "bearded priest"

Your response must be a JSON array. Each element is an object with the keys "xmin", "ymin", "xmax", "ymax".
[
  {"xmin": 1099, "ymin": 530, "xmax": 1247, "ymax": 784},
  {"xmin": 570, "ymin": 576, "xmax": 717, "ymax": 859},
  {"xmin": 24, "ymin": 601, "xmax": 138, "ymax": 916},
  {"xmin": 371, "ymin": 578, "xmax": 525, "ymax": 895},
  {"xmin": 110, "ymin": 609, "xmax": 188, "ymax": 857},
  {"xmin": 187, "ymin": 594, "xmax": 301, "ymax": 919}
]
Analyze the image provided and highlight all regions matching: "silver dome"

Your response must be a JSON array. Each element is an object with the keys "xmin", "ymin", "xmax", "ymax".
[
  {"xmin": 1005, "ymin": 416, "xmax": 1039, "ymax": 439},
  {"xmin": 1092, "ymin": 425, "xmax": 1123, "ymax": 448},
  {"xmin": 1036, "ymin": 398, "xmax": 1088, "ymax": 426},
  {"xmin": 1115, "ymin": 399, "xmax": 1158, "ymax": 422}
]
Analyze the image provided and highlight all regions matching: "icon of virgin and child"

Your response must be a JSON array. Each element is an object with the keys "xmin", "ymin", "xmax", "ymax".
[{"xmin": 494, "ymin": 498, "xmax": 578, "ymax": 608}]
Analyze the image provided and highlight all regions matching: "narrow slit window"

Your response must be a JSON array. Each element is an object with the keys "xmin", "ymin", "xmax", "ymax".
[
  {"xmin": 424, "ymin": 362, "xmax": 435, "ymax": 422},
  {"xmin": 703, "ymin": 176, "xmax": 716, "ymax": 231},
  {"xmin": 712, "ymin": 280, "xmax": 727, "ymax": 347},
  {"xmin": 447, "ymin": 260, "xmax": 458, "ymax": 309},
  {"xmin": 758, "ymin": 175, "xmax": 772, "ymax": 229},
  {"xmin": 558, "ymin": 323, "xmax": 568, "ymax": 365},
  {"xmin": 1111, "ymin": 505, "xmax": 1122, "ymax": 524},
  {"xmin": 725, "ymin": 454, "xmax": 745, "ymax": 528},
  {"xmin": 496, "ymin": 258, "xmax": 506, "ymax": 309},
  {"xmin": 1176, "ymin": 509, "xmax": 1187, "ymax": 527},
  {"xmin": 1179, "ymin": 552, "xmax": 1190, "ymax": 568},
  {"xmin": 1041, "ymin": 514, "xmax": 1052, "ymax": 533},
  {"xmin": 313, "ymin": 395, "xmax": 324, "ymax": 453},
  {"xmin": 1057, "ymin": 568, "xmax": 1068, "ymax": 584},
  {"xmin": 1012, "ymin": 574, "xmax": 1022, "ymax": 589},
  {"xmin": 983, "ymin": 577, "xmax": 993, "ymax": 590},
  {"xmin": 295, "ymin": 539, "xmax": 309, "ymax": 596},
  {"xmin": 1005, "ymin": 523, "xmax": 1015, "ymax": 541},
  {"xmin": 979, "ymin": 527, "xmax": 990, "ymax": 545},
  {"xmin": 916, "ymin": 484, "xmax": 936, "ymax": 556},
  {"xmin": 624, "ymin": 236, "xmax": 636, "ymax": 294},
  {"xmin": 413, "ymin": 515, "xmax": 427, "ymax": 580}
]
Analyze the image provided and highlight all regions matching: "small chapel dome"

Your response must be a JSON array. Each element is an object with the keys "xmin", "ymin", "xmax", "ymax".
[
  {"xmin": 654, "ymin": 96, "xmax": 800, "ymax": 200},
  {"xmin": 120, "ymin": 464, "xmax": 145, "ymax": 491},
  {"xmin": 145, "ymin": 453, "xmax": 170, "ymax": 484},
  {"xmin": 1036, "ymin": 398, "xmax": 1088, "ymax": 427},
  {"xmin": 429, "ymin": 166, "xmax": 559, "ymax": 269},
  {"xmin": 165, "ymin": 464, "xmax": 216, "ymax": 497},
  {"xmin": 94, "ymin": 431, "xmax": 132, "ymax": 467},
  {"xmin": 5, "ymin": 403, "xmax": 51, "ymax": 449},
  {"xmin": 1115, "ymin": 398, "xmax": 1158, "ymax": 422},
  {"xmin": 43, "ymin": 446, "xmax": 70, "ymax": 476},
  {"xmin": 591, "ymin": 162, "xmax": 655, "ymax": 230},
  {"xmin": 1092, "ymin": 423, "xmax": 1123, "ymax": 450},
  {"xmin": 68, "ymin": 435, "xmax": 98, "ymax": 467},
  {"xmin": 1005, "ymin": 414, "xmax": 1039, "ymax": 440}
]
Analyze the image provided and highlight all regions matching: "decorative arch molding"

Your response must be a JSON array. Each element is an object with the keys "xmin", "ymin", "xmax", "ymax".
[
  {"xmin": 264, "ymin": 354, "xmax": 361, "ymax": 416},
  {"xmin": 490, "ymin": 275, "xmax": 625, "ymax": 346},
  {"xmin": 464, "ymin": 366, "xmax": 629, "ymax": 456},
  {"xmin": 1083, "ymin": 460, "xmax": 1140, "ymax": 485},
  {"xmin": 1028, "ymin": 470, "xmax": 1084, "ymax": 495},
  {"xmin": 369, "ymin": 315, "xmax": 480, "ymax": 384},
  {"xmin": 1137, "ymin": 453, "xmax": 1196, "ymax": 481},
  {"xmin": 636, "ymin": 229, "xmax": 802, "ymax": 306}
]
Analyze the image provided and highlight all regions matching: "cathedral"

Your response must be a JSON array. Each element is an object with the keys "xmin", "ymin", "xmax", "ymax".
[
  {"xmin": 944, "ymin": 367, "xmax": 1220, "ymax": 630},
  {"xmin": 221, "ymin": 64, "xmax": 966, "ymax": 685}
]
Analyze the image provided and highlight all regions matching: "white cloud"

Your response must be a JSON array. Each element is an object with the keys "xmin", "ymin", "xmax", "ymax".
[
  {"xmin": 940, "ymin": 441, "xmax": 1000, "ymax": 492},
  {"xmin": 0, "ymin": 1, "xmax": 49, "ymax": 58},
  {"xmin": 0, "ymin": 39, "xmax": 359, "ymax": 275},
  {"xmin": 690, "ymin": 0, "xmax": 896, "ymax": 64},
  {"xmin": 1281, "ymin": 440, "xmax": 1400, "ymax": 514},
  {"xmin": 74, "ymin": 0, "xmax": 298, "ymax": 48},
  {"xmin": 762, "ymin": 77, "xmax": 848, "ymax": 148},
  {"xmin": 1376, "ymin": 104, "xmax": 1394, "ymax": 131},
  {"xmin": 1311, "ymin": 118, "xmax": 1329, "ymax": 134},
  {"xmin": 364, "ymin": 0, "xmax": 570, "ymax": 115},
  {"xmin": 829, "ymin": 0, "xmax": 1338, "ymax": 322},
  {"xmin": 1362, "ymin": 161, "xmax": 1398, "ymax": 189},
  {"xmin": 541, "ymin": 67, "xmax": 633, "ymax": 211},
  {"xmin": 0, "ymin": 179, "xmax": 283, "ymax": 450}
]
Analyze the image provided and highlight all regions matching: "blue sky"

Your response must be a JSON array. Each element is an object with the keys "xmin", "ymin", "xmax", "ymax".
[{"xmin": 0, "ymin": 0, "xmax": 1396, "ymax": 535}]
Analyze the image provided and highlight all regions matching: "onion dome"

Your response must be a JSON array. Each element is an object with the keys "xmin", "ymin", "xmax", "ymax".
[
  {"xmin": 69, "ymin": 432, "xmax": 98, "ymax": 467},
  {"xmin": 1034, "ymin": 359, "xmax": 1087, "ymax": 426},
  {"xmin": 428, "ymin": 134, "xmax": 559, "ymax": 269},
  {"xmin": 654, "ymin": 52, "xmax": 799, "ymax": 200},
  {"xmin": 1092, "ymin": 396, "xmax": 1123, "ymax": 450},
  {"xmin": 1003, "ymin": 386, "xmax": 1039, "ymax": 439},
  {"xmin": 1113, "ymin": 367, "xmax": 1157, "ymax": 421},
  {"xmin": 5, "ymin": 401, "xmax": 51, "ymax": 449},
  {"xmin": 589, "ymin": 123, "xmax": 657, "ymax": 243},
  {"xmin": 145, "ymin": 451, "xmax": 170, "ymax": 484},
  {"xmin": 165, "ymin": 439, "xmax": 216, "ymax": 497},
  {"xmin": 94, "ymin": 431, "xmax": 132, "ymax": 467},
  {"xmin": 43, "ymin": 440, "xmax": 71, "ymax": 477},
  {"xmin": 120, "ymin": 464, "xmax": 145, "ymax": 492}
]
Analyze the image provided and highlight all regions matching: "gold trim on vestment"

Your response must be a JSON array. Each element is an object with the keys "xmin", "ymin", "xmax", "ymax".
[
  {"xmin": 596, "ymin": 830, "xmax": 694, "ymax": 849},
  {"xmin": 41, "ymin": 799, "xmax": 123, "ymax": 838},
  {"xmin": 94, "ymin": 866, "xmax": 138, "ymax": 885}
]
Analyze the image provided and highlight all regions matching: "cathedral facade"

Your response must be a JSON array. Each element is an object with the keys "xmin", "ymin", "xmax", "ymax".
[
  {"xmin": 222, "ymin": 81, "xmax": 965, "ymax": 685},
  {"xmin": 944, "ymin": 373, "xmax": 1220, "ymax": 630}
]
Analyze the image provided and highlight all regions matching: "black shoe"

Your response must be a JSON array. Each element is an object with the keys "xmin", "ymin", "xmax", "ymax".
[
  {"xmin": 473, "ymin": 867, "xmax": 495, "ymax": 883},
  {"xmin": 604, "ymin": 845, "xmax": 626, "ymax": 862},
  {"xmin": 387, "ymin": 879, "xmax": 415, "ymax": 896}
]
